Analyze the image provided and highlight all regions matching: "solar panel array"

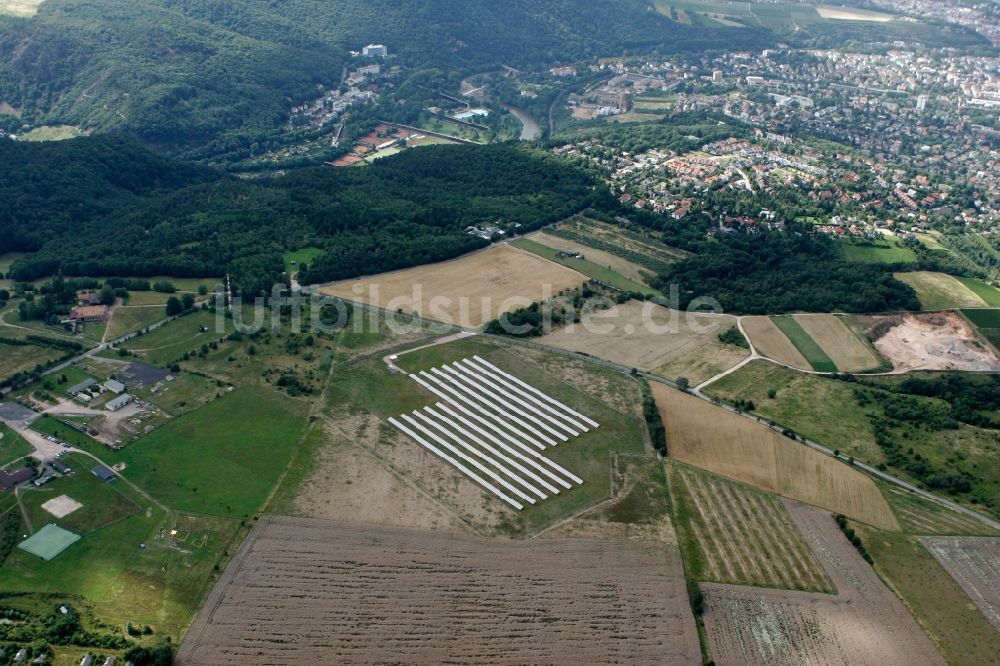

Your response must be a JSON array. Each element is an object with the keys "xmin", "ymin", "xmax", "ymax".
[{"xmin": 388, "ymin": 356, "xmax": 596, "ymax": 510}]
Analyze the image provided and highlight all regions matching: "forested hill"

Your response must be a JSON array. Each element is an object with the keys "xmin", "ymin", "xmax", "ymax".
[
  {"xmin": 0, "ymin": 0, "xmax": 774, "ymax": 155},
  {"xmin": 0, "ymin": 136, "xmax": 609, "ymax": 294}
]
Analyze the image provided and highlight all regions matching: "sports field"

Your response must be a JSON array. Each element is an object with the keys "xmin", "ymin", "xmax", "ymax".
[
  {"xmin": 17, "ymin": 524, "xmax": 80, "ymax": 561},
  {"xmin": 320, "ymin": 244, "xmax": 585, "ymax": 328},
  {"xmin": 652, "ymin": 383, "xmax": 898, "ymax": 529},
  {"xmin": 895, "ymin": 271, "xmax": 998, "ymax": 309}
]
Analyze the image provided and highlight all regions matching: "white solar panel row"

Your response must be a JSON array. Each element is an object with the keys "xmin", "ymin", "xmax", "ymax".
[{"xmin": 389, "ymin": 357, "xmax": 596, "ymax": 510}]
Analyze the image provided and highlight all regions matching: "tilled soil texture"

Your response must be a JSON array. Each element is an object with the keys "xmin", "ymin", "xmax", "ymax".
[
  {"xmin": 701, "ymin": 501, "xmax": 945, "ymax": 666},
  {"xmin": 177, "ymin": 516, "xmax": 701, "ymax": 665}
]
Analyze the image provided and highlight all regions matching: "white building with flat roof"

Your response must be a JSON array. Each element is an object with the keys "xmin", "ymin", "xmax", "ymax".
[{"xmin": 362, "ymin": 44, "xmax": 387, "ymax": 57}]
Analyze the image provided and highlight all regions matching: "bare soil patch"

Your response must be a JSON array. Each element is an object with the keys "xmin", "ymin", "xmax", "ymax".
[
  {"xmin": 41, "ymin": 495, "xmax": 82, "ymax": 519},
  {"xmin": 291, "ymin": 424, "xmax": 468, "ymax": 532},
  {"xmin": 702, "ymin": 502, "xmax": 945, "ymax": 666},
  {"xmin": 320, "ymin": 245, "xmax": 585, "ymax": 328},
  {"xmin": 177, "ymin": 516, "xmax": 700, "ymax": 665},
  {"xmin": 536, "ymin": 301, "xmax": 745, "ymax": 379},
  {"xmin": 653, "ymin": 384, "xmax": 898, "ymax": 530},
  {"xmin": 862, "ymin": 311, "xmax": 1000, "ymax": 372}
]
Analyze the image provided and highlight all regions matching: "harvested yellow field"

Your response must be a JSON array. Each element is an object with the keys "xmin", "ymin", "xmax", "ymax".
[
  {"xmin": 652, "ymin": 384, "xmax": 898, "ymax": 530},
  {"xmin": 320, "ymin": 245, "xmax": 585, "ymax": 328},
  {"xmin": 741, "ymin": 316, "xmax": 810, "ymax": 370},
  {"xmin": 535, "ymin": 301, "xmax": 747, "ymax": 380},
  {"xmin": 793, "ymin": 314, "xmax": 883, "ymax": 372},
  {"xmin": 526, "ymin": 231, "xmax": 649, "ymax": 284}
]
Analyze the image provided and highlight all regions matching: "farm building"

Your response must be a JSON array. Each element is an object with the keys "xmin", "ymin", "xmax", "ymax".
[
  {"xmin": 105, "ymin": 394, "xmax": 133, "ymax": 412},
  {"xmin": 80, "ymin": 655, "xmax": 94, "ymax": 666},
  {"xmin": 0, "ymin": 467, "xmax": 34, "ymax": 492},
  {"xmin": 91, "ymin": 465, "xmax": 115, "ymax": 482},
  {"xmin": 67, "ymin": 378, "xmax": 98, "ymax": 396},
  {"xmin": 51, "ymin": 460, "xmax": 72, "ymax": 474},
  {"xmin": 104, "ymin": 379, "xmax": 126, "ymax": 394},
  {"xmin": 69, "ymin": 304, "xmax": 109, "ymax": 323}
]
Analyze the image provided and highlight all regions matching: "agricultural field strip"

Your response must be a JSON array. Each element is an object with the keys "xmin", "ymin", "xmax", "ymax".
[
  {"xmin": 390, "ymin": 357, "xmax": 592, "ymax": 510},
  {"xmin": 702, "ymin": 502, "xmax": 946, "ymax": 666},
  {"xmin": 918, "ymin": 536, "xmax": 1000, "ymax": 632}
]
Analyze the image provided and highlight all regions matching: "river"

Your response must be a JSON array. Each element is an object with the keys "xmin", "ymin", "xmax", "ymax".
[{"xmin": 503, "ymin": 105, "xmax": 541, "ymax": 140}]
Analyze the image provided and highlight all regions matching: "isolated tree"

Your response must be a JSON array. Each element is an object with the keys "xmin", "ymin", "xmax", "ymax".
[
  {"xmin": 165, "ymin": 297, "xmax": 183, "ymax": 316},
  {"xmin": 181, "ymin": 293, "xmax": 195, "ymax": 310},
  {"xmin": 676, "ymin": 376, "xmax": 690, "ymax": 391}
]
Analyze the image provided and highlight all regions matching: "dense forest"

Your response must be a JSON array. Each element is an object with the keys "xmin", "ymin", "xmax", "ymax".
[
  {"xmin": 654, "ymin": 231, "xmax": 920, "ymax": 314},
  {"xmin": 0, "ymin": 0, "xmax": 774, "ymax": 157},
  {"xmin": 0, "ymin": 136, "xmax": 606, "ymax": 295}
]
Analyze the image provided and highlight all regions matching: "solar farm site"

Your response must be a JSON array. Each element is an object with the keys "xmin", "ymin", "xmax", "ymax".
[{"xmin": 389, "ymin": 356, "xmax": 596, "ymax": 510}]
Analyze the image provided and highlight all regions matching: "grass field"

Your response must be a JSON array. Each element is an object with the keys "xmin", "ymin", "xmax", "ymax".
[
  {"xmin": 856, "ymin": 525, "xmax": 1000, "ymax": 666},
  {"xmin": 0, "ymin": 340, "xmax": 64, "ymax": 380},
  {"xmin": 653, "ymin": 382, "xmax": 899, "ymax": 529},
  {"xmin": 956, "ymin": 276, "xmax": 1000, "ymax": 306},
  {"xmin": 510, "ymin": 237, "xmax": 658, "ymax": 295},
  {"xmin": 325, "ymin": 336, "xmax": 646, "ymax": 534},
  {"xmin": 793, "ymin": 314, "xmax": 885, "ymax": 372},
  {"xmin": 771, "ymin": 316, "xmax": 837, "ymax": 372},
  {"xmin": 523, "ymin": 230, "xmax": 654, "ymax": 287},
  {"xmin": 123, "ymin": 309, "xmax": 227, "ymax": 366},
  {"xmin": 18, "ymin": 124, "xmax": 86, "ymax": 141},
  {"xmin": 961, "ymin": 307, "xmax": 1000, "ymax": 350},
  {"xmin": 895, "ymin": 271, "xmax": 990, "ymax": 309},
  {"xmin": 534, "ymin": 301, "xmax": 746, "ymax": 383},
  {"xmin": 320, "ymin": 244, "xmax": 585, "ymax": 329},
  {"xmin": 882, "ymin": 483, "xmax": 998, "ymax": 536},
  {"xmin": 741, "ymin": 316, "xmax": 809, "ymax": 370},
  {"xmin": 708, "ymin": 360, "xmax": 1000, "ymax": 518},
  {"xmin": 105, "ymin": 306, "xmax": 167, "ymax": 340},
  {"xmin": 835, "ymin": 238, "xmax": 917, "ymax": 264},
  {"xmin": 283, "ymin": 247, "xmax": 324, "ymax": 275},
  {"xmin": 0, "ymin": 424, "xmax": 33, "ymax": 466},
  {"xmin": 112, "ymin": 387, "xmax": 309, "ymax": 517},
  {"xmin": 19, "ymin": 454, "xmax": 140, "ymax": 535},
  {"xmin": 669, "ymin": 463, "xmax": 834, "ymax": 592}
]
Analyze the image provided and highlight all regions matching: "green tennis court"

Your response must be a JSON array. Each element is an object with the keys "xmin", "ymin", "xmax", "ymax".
[{"xmin": 17, "ymin": 523, "xmax": 81, "ymax": 561}]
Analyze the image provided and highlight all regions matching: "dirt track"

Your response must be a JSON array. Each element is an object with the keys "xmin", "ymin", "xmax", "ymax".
[
  {"xmin": 702, "ymin": 502, "xmax": 945, "ymax": 666},
  {"xmin": 177, "ymin": 516, "xmax": 700, "ymax": 665}
]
